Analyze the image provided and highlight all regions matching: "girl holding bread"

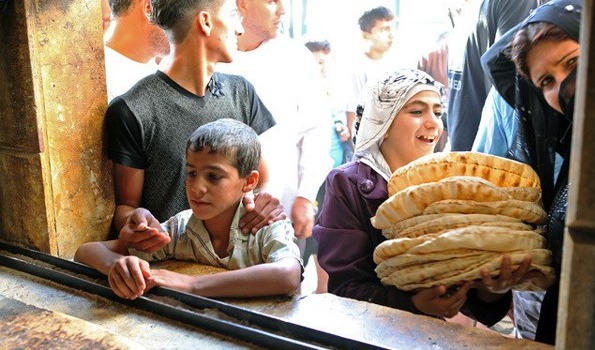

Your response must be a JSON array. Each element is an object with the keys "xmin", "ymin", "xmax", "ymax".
[{"xmin": 313, "ymin": 69, "xmax": 532, "ymax": 323}]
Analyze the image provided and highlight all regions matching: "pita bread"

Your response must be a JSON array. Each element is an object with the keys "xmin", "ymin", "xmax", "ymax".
[
  {"xmin": 372, "ymin": 176, "xmax": 515, "ymax": 228},
  {"xmin": 374, "ymin": 226, "xmax": 546, "ymax": 264},
  {"xmin": 384, "ymin": 214, "xmax": 534, "ymax": 240},
  {"xmin": 422, "ymin": 199, "xmax": 547, "ymax": 224},
  {"xmin": 373, "ymin": 233, "xmax": 439, "ymax": 264},
  {"xmin": 375, "ymin": 249, "xmax": 487, "ymax": 278},
  {"xmin": 389, "ymin": 250, "xmax": 556, "ymax": 292},
  {"xmin": 388, "ymin": 152, "xmax": 541, "ymax": 196},
  {"xmin": 382, "ymin": 251, "xmax": 507, "ymax": 286},
  {"xmin": 375, "ymin": 212, "xmax": 521, "ymax": 232},
  {"xmin": 501, "ymin": 186, "xmax": 542, "ymax": 203}
]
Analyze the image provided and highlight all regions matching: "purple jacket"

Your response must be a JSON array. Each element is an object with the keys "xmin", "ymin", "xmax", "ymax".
[{"xmin": 313, "ymin": 161, "xmax": 511, "ymax": 326}]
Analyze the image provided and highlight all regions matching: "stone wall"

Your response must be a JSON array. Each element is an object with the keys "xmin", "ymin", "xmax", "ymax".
[{"xmin": 0, "ymin": 0, "xmax": 114, "ymax": 257}]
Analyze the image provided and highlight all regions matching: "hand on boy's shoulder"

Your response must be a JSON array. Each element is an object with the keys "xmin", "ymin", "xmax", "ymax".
[
  {"xmin": 240, "ymin": 191, "xmax": 286, "ymax": 235},
  {"xmin": 119, "ymin": 208, "xmax": 171, "ymax": 253}
]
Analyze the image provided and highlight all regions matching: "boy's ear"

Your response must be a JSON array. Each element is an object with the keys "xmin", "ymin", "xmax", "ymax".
[{"xmin": 242, "ymin": 171, "xmax": 259, "ymax": 192}]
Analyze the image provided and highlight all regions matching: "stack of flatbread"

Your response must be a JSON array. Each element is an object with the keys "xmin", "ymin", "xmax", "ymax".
[{"xmin": 371, "ymin": 152, "xmax": 556, "ymax": 292}]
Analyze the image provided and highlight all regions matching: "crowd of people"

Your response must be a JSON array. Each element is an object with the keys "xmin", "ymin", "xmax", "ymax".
[{"xmin": 79, "ymin": 0, "xmax": 584, "ymax": 346}]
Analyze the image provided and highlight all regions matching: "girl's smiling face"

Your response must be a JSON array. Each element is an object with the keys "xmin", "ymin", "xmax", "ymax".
[
  {"xmin": 527, "ymin": 38, "xmax": 580, "ymax": 114},
  {"xmin": 380, "ymin": 90, "xmax": 443, "ymax": 171}
]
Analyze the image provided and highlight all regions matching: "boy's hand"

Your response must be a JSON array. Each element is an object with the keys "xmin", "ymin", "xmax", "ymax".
[
  {"xmin": 119, "ymin": 208, "xmax": 170, "ymax": 253},
  {"xmin": 291, "ymin": 196, "xmax": 314, "ymax": 240},
  {"xmin": 107, "ymin": 256, "xmax": 151, "ymax": 300},
  {"xmin": 411, "ymin": 282, "xmax": 471, "ymax": 318},
  {"xmin": 240, "ymin": 191, "xmax": 286, "ymax": 235}
]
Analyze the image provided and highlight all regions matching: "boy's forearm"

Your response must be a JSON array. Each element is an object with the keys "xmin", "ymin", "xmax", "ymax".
[
  {"xmin": 74, "ymin": 241, "xmax": 127, "ymax": 276},
  {"xmin": 185, "ymin": 259, "xmax": 301, "ymax": 298}
]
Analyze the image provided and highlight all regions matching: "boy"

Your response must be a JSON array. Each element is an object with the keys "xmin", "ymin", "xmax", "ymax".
[{"xmin": 75, "ymin": 119, "xmax": 303, "ymax": 300}]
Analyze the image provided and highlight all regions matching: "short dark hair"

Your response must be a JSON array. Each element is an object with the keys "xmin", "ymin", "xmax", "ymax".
[
  {"xmin": 304, "ymin": 40, "xmax": 331, "ymax": 54},
  {"xmin": 358, "ymin": 6, "xmax": 394, "ymax": 33},
  {"xmin": 150, "ymin": 0, "xmax": 223, "ymax": 42},
  {"xmin": 510, "ymin": 22, "xmax": 572, "ymax": 81},
  {"xmin": 186, "ymin": 118, "xmax": 260, "ymax": 177},
  {"xmin": 110, "ymin": 0, "xmax": 133, "ymax": 17}
]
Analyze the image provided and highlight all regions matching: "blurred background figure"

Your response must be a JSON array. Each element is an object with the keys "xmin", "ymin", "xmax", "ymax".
[
  {"xmin": 417, "ymin": 30, "xmax": 450, "ymax": 151},
  {"xmin": 345, "ymin": 6, "xmax": 397, "ymax": 140},
  {"xmin": 218, "ymin": 0, "xmax": 333, "ymax": 275},
  {"xmin": 103, "ymin": 0, "xmax": 169, "ymax": 102},
  {"xmin": 302, "ymin": 38, "xmax": 352, "ymax": 293},
  {"xmin": 446, "ymin": 0, "xmax": 539, "ymax": 151},
  {"xmin": 304, "ymin": 39, "xmax": 352, "ymax": 168}
]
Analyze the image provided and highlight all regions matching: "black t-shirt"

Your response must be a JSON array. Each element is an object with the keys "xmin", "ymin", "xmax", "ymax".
[{"xmin": 106, "ymin": 71, "xmax": 275, "ymax": 221}]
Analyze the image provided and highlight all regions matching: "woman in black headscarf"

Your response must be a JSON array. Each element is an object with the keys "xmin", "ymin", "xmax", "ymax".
[{"xmin": 482, "ymin": 0, "xmax": 582, "ymax": 344}]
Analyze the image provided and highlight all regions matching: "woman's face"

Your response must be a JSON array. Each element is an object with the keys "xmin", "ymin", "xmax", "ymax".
[
  {"xmin": 380, "ymin": 90, "xmax": 443, "ymax": 171},
  {"xmin": 527, "ymin": 38, "xmax": 580, "ymax": 114}
]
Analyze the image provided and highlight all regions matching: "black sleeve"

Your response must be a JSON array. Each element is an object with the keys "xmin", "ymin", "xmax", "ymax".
[
  {"xmin": 105, "ymin": 97, "xmax": 146, "ymax": 169},
  {"xmin": 481, "ymin": 23, "xmax": 521, "ymax": 107},
  {"xmin": 244, "ymin": 79, "xmax": 276, "ymax": 135},
  {"xmin": 461, "ymin": 289, "xmax": 513, "ymax": 327},
  {"xmin": 492, "ymin": 0, "xmax": 537, "ymax": 37}
]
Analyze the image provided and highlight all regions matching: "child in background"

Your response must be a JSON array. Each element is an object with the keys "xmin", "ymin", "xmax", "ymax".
[{"xmin": 75, "ymin": 119, "xmax": 303, "ymax": 299}]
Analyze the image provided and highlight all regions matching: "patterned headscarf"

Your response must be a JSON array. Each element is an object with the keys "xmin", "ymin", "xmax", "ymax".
[{"xmin": 354, "ymin": 69, "xmax": 444, "ymax": 181}]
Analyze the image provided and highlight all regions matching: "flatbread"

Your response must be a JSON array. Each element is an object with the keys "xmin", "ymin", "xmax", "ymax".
[
  {"xmin": 373, "ymin": 233, "xmax": 439, "ymax": 264},
  {"xmin": 388, "ymin": 152, "xmax": 541, "ymax": 196},
  {"xmin": 374, "ymin": 212, "xmax": 521, "ymax": 232},
  {"xmin": 375, "ymin": 249, "xmax": 487, "ymax": 278},
  {"xmin": 383, "ymin": 214, "xmax": 534, "ymax": 240},
  {"xmin": 373, "ymin": 226, "xmax": 546, "ymax": 264},
  {"xmin": 372, "ymin": 176, "xmax": 515, "ymax": 228},
  {"xmin": 501, "ymin": 186, "xmax": 542, "ymax": 203},
  {"xmin": 422, "ymin": 199, "xmax": 547, "ymax": 224},
  {"xmin": 390, "ymin": 250, "xmax": 556, "ymax": 292}
]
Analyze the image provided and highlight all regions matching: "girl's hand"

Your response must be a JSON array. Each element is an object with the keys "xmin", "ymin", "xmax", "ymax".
[
  {"xmin": 412, "ymin": 282, "xmax": 471, "ymax": 318},
  {"xmin": 475, "ymin": 255, "xmax": 531, "ymax": 295}
]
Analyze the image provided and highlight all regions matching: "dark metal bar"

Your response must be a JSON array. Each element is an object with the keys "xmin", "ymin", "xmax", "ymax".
[
  {"xmin": 0, "ymin": 251, "xmax": 326, "ymax": 350},
  {"xmin": 0, "ymin": 241, "xmax": 104, "ymax": 279},
  {"xmin": 0, "ymin": 242, "xmax": 391, "ymax": 350}
]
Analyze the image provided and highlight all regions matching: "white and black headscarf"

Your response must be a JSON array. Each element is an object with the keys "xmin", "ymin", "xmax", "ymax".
[{"xmin": 354, "ymin": 69, "xmax": 444, "ymax": 181}]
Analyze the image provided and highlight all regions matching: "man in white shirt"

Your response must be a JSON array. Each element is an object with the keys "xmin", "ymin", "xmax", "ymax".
[
  {"xmin": 346, "ymin": 6, "xmax": 396, "ymax": 138},
  {"xmin": 103, "ymin": 0, "xmax": 169, "ymax": 102},
  {"xmin": 218, "ymin": 0, "xmax": 333, "ymax": 254}
]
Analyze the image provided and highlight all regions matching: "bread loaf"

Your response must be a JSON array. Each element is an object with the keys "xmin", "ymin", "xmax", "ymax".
[{"xmin": 388, "ymin": 152, "xmax": 541, "ymax": 196}]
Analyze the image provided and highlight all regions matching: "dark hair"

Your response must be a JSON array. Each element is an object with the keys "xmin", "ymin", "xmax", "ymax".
[
  {"xmin": 510, "ymin": 22, "xmax": 572, "ymax": 81},
  {"xmin": 150, "ymin": 0, "xmax": 222, "ymax": 42},
  {"xmin": 186, "ymin": 118, "xmax": 260, "ymax": 177},
  {"xmin": 110, "ymin": 0, "xmax": 133, "ymax": 17},
  {"xmin": 358, "ymin": 6, "xmax": 394, "ymax": 33},
  {"xmin": 304, "ymin": 40, "xmax": 331, "ymax": 54}
]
